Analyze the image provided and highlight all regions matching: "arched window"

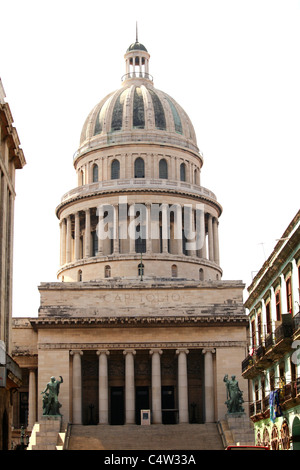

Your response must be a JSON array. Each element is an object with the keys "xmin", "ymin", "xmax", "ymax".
[
  {"xmin": 92, "ymin": 164, "xmax": 98, "ymax": 182},
  {"xmin": 80, "ymin": 170, "xmax": 84, "ymax": 185},
  {"xmin": 105, "ymin": 265, "xmax": 111, "ymax": 278},
  {"xmin": 171, "ymin": 264, "xmax": 177, "ymax": 278},
  {"xmin": 78, "ymin": 270, "xmax": 82, "ymax": 282},
  {"xmin": 111, "ymin": 159, "xmax": 120, "ymax": 180},
  {"xmin": 134, "ymin": 157, "xmax": 145, "ymax": 178},
  {"xmin": 199, "ymin": 268, "xmax": 204, "ymax": 281},
  {"xmin": 180, "ymin": 163, "xmax": 186, "ymax": 182},
  {"xmin": 159, "ymin": 158, "xmax": 168, "ymax": 179}
]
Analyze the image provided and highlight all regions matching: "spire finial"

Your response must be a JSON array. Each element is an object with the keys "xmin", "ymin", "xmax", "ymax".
[{"xmin": 136, "ymin": 21, "xmax": 138, "ymax": 42}]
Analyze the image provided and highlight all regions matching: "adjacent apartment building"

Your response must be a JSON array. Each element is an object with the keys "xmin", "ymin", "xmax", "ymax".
[
  {"xmin": 242, "ymin": 209, "xmax": 300, "ymax": 450},
  {"xmin": 0, "ymin": 79, "xmax": 26, "ymax": 449}
]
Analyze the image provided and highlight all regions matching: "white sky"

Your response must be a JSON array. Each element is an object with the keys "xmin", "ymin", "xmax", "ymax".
[{"xmin": 1, "ymin": 0, "xmax": 299, "ymax": 318}]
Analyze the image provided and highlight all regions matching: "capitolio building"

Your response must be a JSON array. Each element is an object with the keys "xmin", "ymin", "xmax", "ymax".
[{"xmin": 12, "ymin": 39, "xmax": 249, "ymax": 431}]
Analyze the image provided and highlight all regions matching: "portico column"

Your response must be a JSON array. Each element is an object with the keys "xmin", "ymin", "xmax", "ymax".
[
  {"xmin": 176, "ymin": 349, "xmax": 189, "ymax": 423},
  {"xmin": 123, "ymin": 349, "xmax": 136, "ymax": 424},
  {"xmin": 70, "ymin": 350, "xmax": 83, "ymax": 424},
  {"xmin": 28, "ymin": 369, "xmax": 37, "ymax": 430},
  {"xmin": 97, "ymin": 350, "xmax": 110, "ymax": 424},
  {"xmin": 202, "ymin": 348, "xmax": 215, "ymax": 423},
  {"xmin": 149, "ymin": 349, "xmax": 163, "ymax": 424}
]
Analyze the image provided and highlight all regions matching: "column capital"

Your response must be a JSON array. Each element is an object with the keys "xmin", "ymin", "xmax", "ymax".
[
  {"xmin": 123, "ymin": 349, "xmax": 136, "ymax": 356},
  {"xmin": 149, "ymin": 349, "xmax": 163, "ymax": 356},
  {"xmin": 70, "ymin": 350, "xmax": 83, "ymax": 356},
  {"xmin": 96, "ymin": 350, "xmax": 110, "ymax": 356},
  {"xmin": 202, "ymin": 348, "xmax": 215, "ymax": 355},
  {"xmin": 176, "ymin": 348, "xmax": 189, "ymax": 355}
]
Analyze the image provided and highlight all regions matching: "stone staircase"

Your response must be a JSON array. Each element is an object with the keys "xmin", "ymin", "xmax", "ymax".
[
  {"xmin": 67, "ymin": 423, "xmax": 224, "ymax": 450},
  {"xmin": 217, "ymin": 413, "xmax": 255, "ymax": 448}
]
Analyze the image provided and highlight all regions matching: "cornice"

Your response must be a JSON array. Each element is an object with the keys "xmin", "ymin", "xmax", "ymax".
[
  {"xmin": 30, "ymin": 315, "xmax": 248, "ymax": 330},
  {"xmin": 56, "ymin": 186, "xmax": 223, "ymax": 218},
  {"xmin": 37, "ymin": 340, "xmax": 247, "ymax": 351}
]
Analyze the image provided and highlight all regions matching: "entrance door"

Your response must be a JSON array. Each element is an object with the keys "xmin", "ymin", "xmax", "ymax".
[
  {"xmin": 162, "ymin": 386, "xmax": 176, "ymax": 424},
  {"xmin": 110, "ymin": 387, "xmax": 124, "ymax": 425},
  {"xmin": 135, "ymin": 386, "xmax": 149, "ymax": 424}
]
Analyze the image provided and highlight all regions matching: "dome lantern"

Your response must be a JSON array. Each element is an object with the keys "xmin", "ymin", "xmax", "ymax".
[{"xmin": 123, "ymin": 29, "xmax": 152, "ymax": 83}]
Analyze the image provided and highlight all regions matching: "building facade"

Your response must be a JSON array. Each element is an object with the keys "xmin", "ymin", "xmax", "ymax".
[
  {"xmin": 12, "ymin": 41, "xmax": 248, "ymax": 432},
  {"xmin": 0, "ymin": 79, "xmax": 26, "ymax": 449},
  {"xmin": 242, "ymin": 210, "xmax": 300, "ymax": 450}
]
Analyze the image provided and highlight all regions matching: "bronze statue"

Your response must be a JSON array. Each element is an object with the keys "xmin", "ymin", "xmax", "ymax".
[
  {"xmin": 41, "ymin": 376, "xmax": 63, "ymax": 415},
  {"xmin": 223, "ymin": 374, "xmax": 244, "ymax": 413}
]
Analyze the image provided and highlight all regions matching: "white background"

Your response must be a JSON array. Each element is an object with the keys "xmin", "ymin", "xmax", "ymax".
[{"xmin": 1, "ymin": 0, "xmax": 299, "ymax": 317}]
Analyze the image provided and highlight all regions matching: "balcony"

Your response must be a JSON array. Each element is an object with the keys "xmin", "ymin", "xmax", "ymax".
[
  {"xmin": 249, "ymin": 378, "xmax": 300, "ymax": 422},
  {"xmin": 242, "ymin": 312, "xmax": 300, "ymax": 379}
]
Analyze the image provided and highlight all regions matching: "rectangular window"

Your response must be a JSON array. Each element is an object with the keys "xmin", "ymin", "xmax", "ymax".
[
  {"xmin": 286, "ymin": 277, "xmax": 293, "ymax": 313},
  {"xmin": 251, "ymin": 319, "xmax": 256, "ymax": 347},
  {"xmin": 266, "ymin": 302, "xmax": 271, "ymax": 334},
  {"xmin": 257, "ymin": 313, "xmax": 262, "ymax": 345},
  {"xmin": 275, "ymin": 291, "xmax": 281, "ymax": 321}
]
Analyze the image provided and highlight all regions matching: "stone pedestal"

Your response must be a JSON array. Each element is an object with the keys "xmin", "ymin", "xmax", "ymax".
[
  {"xmin": 27, "ymin": 416, "xmax": 64, "ymax": 451},
  {"xmin": 218, "ymin": 413, "xmax": 255, "ymax": 448}
]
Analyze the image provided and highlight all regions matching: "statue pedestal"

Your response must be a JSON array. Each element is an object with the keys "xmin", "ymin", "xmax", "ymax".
[
  {"xmin": 27, "ymin": 415, "xmax": 63, "ymax": 450},
  {"xmin": 219, "ymin": 413, "xmax": 255, "ymax": 448}
]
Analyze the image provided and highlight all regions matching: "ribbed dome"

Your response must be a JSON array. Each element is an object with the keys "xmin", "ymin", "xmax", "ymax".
[{"xmin": 79, "ymin": 82, "xmax": 198, "ymax": 153}]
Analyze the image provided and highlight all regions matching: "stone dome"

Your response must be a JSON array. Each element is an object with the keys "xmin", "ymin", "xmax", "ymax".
[{"xmin": 78, "ymin": 42, "xmax": 199, "ymax": 157}]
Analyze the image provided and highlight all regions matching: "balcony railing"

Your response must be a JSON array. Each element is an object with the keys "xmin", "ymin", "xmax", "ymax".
[
  {"xmin": 249, "ymin": 378, "xmax": 300, "ymax": 420},
  {"xmin": 242, "ymin": 311, "xmax": 300, "ymax": 376}
]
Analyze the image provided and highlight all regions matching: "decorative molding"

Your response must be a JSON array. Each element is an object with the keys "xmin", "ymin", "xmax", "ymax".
[
  {"xmin": 37, "ymin": 340, "xmax": 246, "ymax": 351},
  {"xmin": 30, "ymin": 315, "xmax": 248, "ymax": 330}
]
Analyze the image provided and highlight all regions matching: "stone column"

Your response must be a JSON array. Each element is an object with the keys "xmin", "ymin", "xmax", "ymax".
[
  {"xmin": 28, "ymin": 369, "xmax": 37, "ymax": 430},
  {"xmin": 129, "ymin": 205, "xmax": 136, "ymax": 254},
  {"xmin": 70, "ymin": 350, "xmax": 83, "ymax": 424},
  {"xmin": 202, "ymin": 348, "xmax": 215, "ymax": 423},
  {"xmin": 175, "ymin": 204, "xmax": 183, "ymax": 255},
  {"xmin": 74, "ymin": 212, "xmax": 80, "ymax": 260},
  {"xmin": 84, "ymin": 208, "xmax": 91, "ymax": 258},
  {"xmin": 176, "ymin": 349, "xmax": 189, "ymax": 423},
  {"xmin": 66, "ymin": 215, "xmax": 72, "ymax": 263},
  {"xmin": 212, "ymin": 217, "xmax": 220, "ymax": 265},
  {"xmin": 207, "ymin": 214, "xmax": 214, "ymax": 261},
  {"xmin": 60, "ymin": 218, "xmax": 66, "ymax": 266},
  {"xmin": 161, "ymin": 204, "xmax": 169, "ymax": 253},
  {"xmin": 97, "ymin": 350, "xmax": 110, "ymax": 424},
  {"xmin": 150, "ymin": 349, "xmax": 163, "ymax": 424},
  {"xmin": 113, "ymin": 204, "xmax": 119, "ymax": 254},
  {"xmin": 146, "ymin": 203, "xmax": 152, "ymax": 253},
  {"xmin": 123, "ymin": 349, "xmax": 136, "ymax": 424}
]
